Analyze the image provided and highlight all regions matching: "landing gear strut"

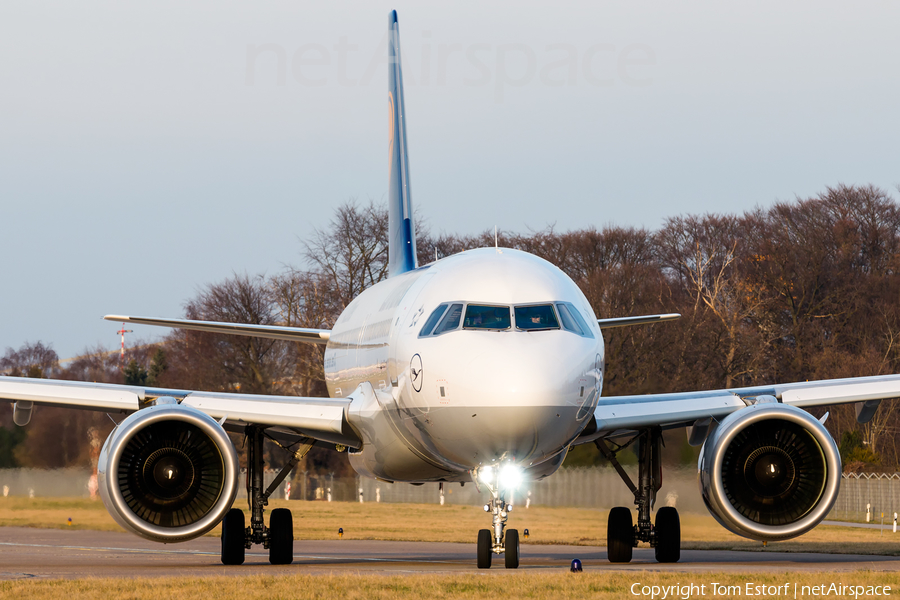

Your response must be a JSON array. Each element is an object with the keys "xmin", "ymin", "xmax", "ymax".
[
  {"xmin": 475, "ymin": 466, "xmax": 520, "ymax": 569},
  {"xmin": 220, "ymin": 425, "xmax": 312, "ymax": 565},
  {"xmin": 596, "ymin": 427, "xmax": 681, "ymax": 563}
]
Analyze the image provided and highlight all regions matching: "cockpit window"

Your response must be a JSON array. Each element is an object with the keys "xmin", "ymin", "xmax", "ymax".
[
  {"xmin": 463, "ymin": 305, "xmax": 511, "ymax": 330},
  {"xmin": 420, "ymin": 301, "xmax": 592, "ymax": 337},
  {"xmin": 556, "ymin": 302, "xmax": 595, "ymax": 338},
  {"xmin": 419, "ymin": 304, "xmax": 448, "ymax": 337},
  {"xmin": 432, "ymin": 303, "xmax": 463, "ymax": 335},
  {"xmin": 515, "ymin": 305, "xmax": 560, "ymax": 331},
  {"xmin": 556, "ymin": 303, "xmax": 583, "ymax": 335}
]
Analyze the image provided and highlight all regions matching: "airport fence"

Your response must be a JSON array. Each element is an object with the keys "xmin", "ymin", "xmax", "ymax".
[
  {"xmin": 828, "ymin": 473, "xmax": 900, "ymax": 524},
  {"xmin": 2, "ymin": 467, "xmax": 897, "ymax": 524}
]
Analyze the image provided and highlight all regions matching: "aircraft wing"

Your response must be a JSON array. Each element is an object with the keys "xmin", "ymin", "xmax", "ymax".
[
  {"xmin": 578, "ymin": 373, "xmax": 900, "ymax": 441},
  {"xmin": 104, "ymin": 315, "xmax": 330, "ymax": 344},
  {"xmin": 0, "ymin": 376, "xmax": 359, "ymax": 448},
  {"xmin": 597, "ymin": 313, "xmax": 681, "ymax": 329}
]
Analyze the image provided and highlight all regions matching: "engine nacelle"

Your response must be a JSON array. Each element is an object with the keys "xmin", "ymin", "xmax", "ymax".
[
  {"xmin": 699, "ymin": 403, "xmax": 841, "ymax": 541},
  {"xmin": 99, "ymin": 402, "xmax": 239, "ymax": 543}
]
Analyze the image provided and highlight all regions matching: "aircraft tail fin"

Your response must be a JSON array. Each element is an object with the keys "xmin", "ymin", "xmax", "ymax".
[{"xmin": 387, "ymin": 10, "xmax": 417, "ymax": 277}]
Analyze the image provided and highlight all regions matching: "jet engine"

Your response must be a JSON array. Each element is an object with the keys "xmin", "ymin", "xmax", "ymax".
[
  {"xmin": 98, "ymin": 401, "xmax": 239, "ymax": 543},
  {"xmin": 699, "ymin": 402, "xmax": 841, "ymax": 541}
]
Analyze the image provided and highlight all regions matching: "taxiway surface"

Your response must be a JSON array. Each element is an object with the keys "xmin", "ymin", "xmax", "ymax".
[{"xmin": 0, "ymin": 527, "xmax": 897, "ymax": 580}]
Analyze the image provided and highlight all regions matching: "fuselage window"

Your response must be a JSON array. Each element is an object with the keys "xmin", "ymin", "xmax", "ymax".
[
  {"xmin": 433, "ymin": 303, "xmax": 463, "ymax": 335},
  {"xmin": 463, "ymin": 305, "xmax": 511, "ymax": 330},
  {"xmin": 515, "ymin": 305, "xmax": 560, "ymax": 331},
  {"xmin": 419, "ymin": 304, "xmax": 449, "ymax": 337}
]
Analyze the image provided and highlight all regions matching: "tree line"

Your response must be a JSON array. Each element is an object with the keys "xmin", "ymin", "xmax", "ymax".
[{"xmin": 2, "ymin": 184, "xmax": 899, "ymax": 475}]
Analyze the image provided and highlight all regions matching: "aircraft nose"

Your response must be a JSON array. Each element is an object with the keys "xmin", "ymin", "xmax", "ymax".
[
  {"xmin": 422, "ymin": 332, "xmax": 596, "ymax": 466},
  {"xmin": 462, "ymin": 332, "xmax": 592, "ymax": 408}
]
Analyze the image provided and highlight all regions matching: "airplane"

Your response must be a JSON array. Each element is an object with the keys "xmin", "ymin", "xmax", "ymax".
[{"xmin": 2, "ymin": 10, "xmax": 899, "ymax": 570}]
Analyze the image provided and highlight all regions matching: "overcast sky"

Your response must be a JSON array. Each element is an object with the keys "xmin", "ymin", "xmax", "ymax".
[{"xmin": 2, "ymin": 1, "xmax": 898, "ymax": 361}]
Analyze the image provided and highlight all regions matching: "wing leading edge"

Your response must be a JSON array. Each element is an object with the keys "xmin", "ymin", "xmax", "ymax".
[
  {"xmin": 597, "ymin": 313, "xmax": 681, "ymax": 329},
  {"xmin": 0, "ymin": 375, "xmax": 359, "ymax": 448},
  {"xmin": 578, "ymin": 373, "xmax": 900, "ymax": 442},
  {"xmin": 104, "ymin": 315, "xmax": 330, "ymax": 344}
]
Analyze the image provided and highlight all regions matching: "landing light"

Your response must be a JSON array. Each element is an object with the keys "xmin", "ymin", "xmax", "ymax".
[
  {"xmin": 499, "ymin": 464, "xmax": 523, "ymax": 490},
  {"xmin": 478, "ymin": 466, "xmax": 494, "ymax": 484}
]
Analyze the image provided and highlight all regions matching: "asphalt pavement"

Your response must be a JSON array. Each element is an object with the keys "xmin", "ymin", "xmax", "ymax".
[{"xmin": 0, "ymin": 527, "xmax": 897, "ymax": 580}]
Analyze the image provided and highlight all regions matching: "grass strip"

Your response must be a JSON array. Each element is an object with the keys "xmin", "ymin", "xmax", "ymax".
[{"xmin": 1, "ymin": 571, "xmax": 897, "ymax": 600}]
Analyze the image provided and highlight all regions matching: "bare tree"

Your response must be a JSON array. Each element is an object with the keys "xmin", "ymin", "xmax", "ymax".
[
  {"xmin": 270, "ymin": 269, "xmax": 332, "ymax": 396},
  {"xmin": 164, "ymin": 273, "xmax": 292, "ymax": 395},
  {"xmin": 0, "ymin": 341, "xmax": 59, "ymax": 378},
  {"xmin": 657, "ymin": 215, "xmax": 767, "ymax": 388},
  {"xmin": 302, "ymin": 200, "xmax": 389, "ymax": 308}
]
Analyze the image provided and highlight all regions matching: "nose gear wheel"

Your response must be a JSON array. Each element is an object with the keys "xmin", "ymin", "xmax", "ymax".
[{"xmin": 476, "ymin": 529, "xmax": 492, "ymax": 568}]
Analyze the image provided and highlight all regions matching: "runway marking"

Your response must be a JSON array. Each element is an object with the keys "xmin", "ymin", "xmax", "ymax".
[{"xmin": 0, "ymin": 542, "xmax": 467, "ymax": 565}]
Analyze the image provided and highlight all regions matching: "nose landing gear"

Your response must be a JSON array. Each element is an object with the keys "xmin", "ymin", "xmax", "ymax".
[
  {"xmin": 477, "ymin": 495, "xmax": 519, "ymax": 568},
  {"xmin": 475, "ymin": 466, "xmax": 520, "ymax": 569}
]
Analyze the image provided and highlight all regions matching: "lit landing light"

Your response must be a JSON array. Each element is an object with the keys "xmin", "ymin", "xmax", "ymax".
[
  {"xmin": 478, "ymin": 463, "xmax": 524, "ymax": 490},
  {"xmin": 478, "ymin": 465, "xmax": 494, "ymax": 484},
  {"xmin": 499, "ymin": 464, "xmax": 523, "ymax": 491}
]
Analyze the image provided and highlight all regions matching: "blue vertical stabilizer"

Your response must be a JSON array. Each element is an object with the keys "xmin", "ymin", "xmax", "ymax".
[{"xmin": 387, "ymin": 10, "xmax": 417, "ymax": 277}]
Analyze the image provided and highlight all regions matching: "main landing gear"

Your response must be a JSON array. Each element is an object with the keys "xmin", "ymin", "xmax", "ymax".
[
  {"xmin": 596, "ymin": 427, "xmax": 681, "ymax": 563},
  {"xmin": 221, "ymin": 425, "xmax": 312, "ymax": 565},
  {"xmin": 475, "ymin": 465, "xmax": 520, "ymax": 569}
]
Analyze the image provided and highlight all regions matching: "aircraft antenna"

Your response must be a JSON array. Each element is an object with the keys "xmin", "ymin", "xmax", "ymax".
[{"xmin": 116, "ymin": 323, "xmax": 133, "ymax": 368}]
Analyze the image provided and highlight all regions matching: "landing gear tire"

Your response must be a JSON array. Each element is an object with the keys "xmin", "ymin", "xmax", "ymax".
[
  {"xmin": 654, "ymin": 506, "xmax": 680, "ymax": 563},
  {"xmin": 221, "ymin": 508, "xmax": 246, "ymax": 566},
  {"xmin": 504, "ymin": 529, "xmax": 519, "ymax": 569},
  {"xmin": 268, "ymin": 508, "xmax": 294, "ymax": 565},
  {"xmin": 607, "ymin": 506, "xmax": 634, "ymax": 563},
  {"xmin": 477, "ymin": 529, "xmax": 492, "ymax": 569}
]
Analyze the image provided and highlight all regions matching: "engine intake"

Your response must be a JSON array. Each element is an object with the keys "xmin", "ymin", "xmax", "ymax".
[
  {"xmin": 699, "ymin": 403, "xmax": 840, "ymax": 541},
  {"xmin": 99, "ymin": 402, "xmax": 239, "ymax": 543}
]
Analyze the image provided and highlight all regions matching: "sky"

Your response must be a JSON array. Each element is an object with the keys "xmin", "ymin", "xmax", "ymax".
[{"xmin": 1, "ymin": 1, "xmax": 899, "ymax": 361}]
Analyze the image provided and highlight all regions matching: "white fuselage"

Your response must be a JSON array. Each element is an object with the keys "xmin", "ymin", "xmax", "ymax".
[{"xmin": 324, "ymin": 248, "xmax": 604, "ymax": 483}]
